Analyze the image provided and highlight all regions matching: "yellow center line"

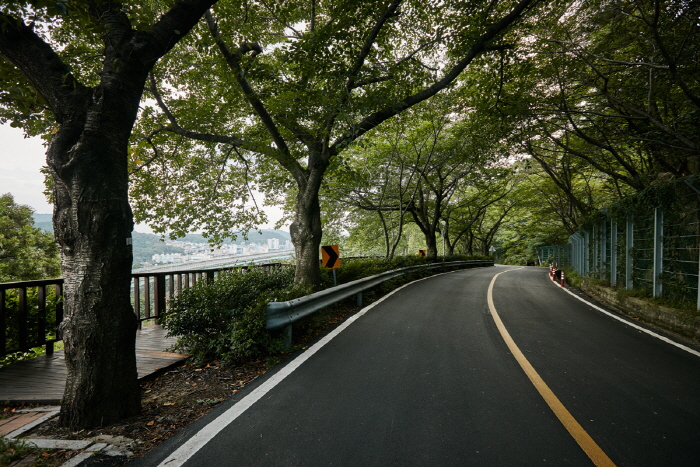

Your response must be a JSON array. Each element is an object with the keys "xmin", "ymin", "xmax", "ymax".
[{"xmin": 487, "ymin": 268, "xmax": 616, "ymax": 467}]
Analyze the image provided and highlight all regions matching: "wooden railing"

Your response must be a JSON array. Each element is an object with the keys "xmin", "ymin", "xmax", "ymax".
[
  {"xmin": 0, "ymin": 278, "xmax": 64, "ymax": 358},
  {"xmin": 0, "ymin": 263, "xmax": 283, "ymax": 358}
]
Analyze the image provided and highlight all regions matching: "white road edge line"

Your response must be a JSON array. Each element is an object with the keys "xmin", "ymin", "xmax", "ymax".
[
  {"xmin": 551, "ymin": 276, "xmax": 700, "ymax": 359},
  {"xmin": 156, "ymin": 270, "xmax": 457, "ymax": 467}
]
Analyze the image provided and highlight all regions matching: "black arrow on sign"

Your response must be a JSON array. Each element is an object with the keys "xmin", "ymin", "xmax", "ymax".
[{"xmin": 322, "ymin": 245, "xmax": 339, "ymax": 268}]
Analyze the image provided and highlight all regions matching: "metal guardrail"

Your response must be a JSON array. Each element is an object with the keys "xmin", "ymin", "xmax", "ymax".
[{"xmin": 266, "ymin": 260, "xmax": 494, "ymax": 345}]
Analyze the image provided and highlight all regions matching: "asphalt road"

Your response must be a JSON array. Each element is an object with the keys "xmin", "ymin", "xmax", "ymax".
[{"xmin": 131, "ymin": 265, "xmax": 700, "ymax": 466}]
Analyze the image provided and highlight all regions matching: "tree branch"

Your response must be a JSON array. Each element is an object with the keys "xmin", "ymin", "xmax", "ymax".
[
  {"xmin": 147, "ymin": 73, "xmax": 279, "ymax": 157},
  {"xmin": 344, "ymin": 0, "xmax": 403, "ymax": 96},
  {"xmin": 204, "ymin": 10, "xmax": 307, "ymax": 185},
  {"xmin": 0, "ymin": 13, "xmax": 88, "ymax": 122},
  {"xmin": 323, "ymin": 0, "xmax": 403, "ymax": 150},
  {"xmin": 143, "ymin": 0, "xmax": 220, "ymax": 65},
  {"xmin": 331, "ymin": 0, "xmax": 538, "ymax": 153},
  {"xmin": 258, "ymin": 0, "xmax": 302, "ymax": 38}
]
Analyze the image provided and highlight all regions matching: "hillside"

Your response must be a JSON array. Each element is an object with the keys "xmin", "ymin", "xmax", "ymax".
[
  {"xmin": 132, "ymin": 232, "xmax": 185, "ymax": 264},
  {"xmin": 31, "ymin": 215, "xmax": 290, "ymax": 265},
  {"xmin": 32, "ymin": 213, "xmax": 53, "ymax": 233}
]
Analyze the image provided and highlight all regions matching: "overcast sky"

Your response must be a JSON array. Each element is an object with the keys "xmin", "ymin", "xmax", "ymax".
[
  {"xmin": 0, "ymin": 124, "xmax": 52, "ymax": 214},
  {"xmin": 0, "ymin": 124, "xmax": 286, "ymax": 233}
]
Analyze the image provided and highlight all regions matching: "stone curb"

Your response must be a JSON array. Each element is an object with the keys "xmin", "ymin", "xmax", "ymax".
[{"xmin": 2, "ymin": 407, "xmax": 133, "ymax": 467}]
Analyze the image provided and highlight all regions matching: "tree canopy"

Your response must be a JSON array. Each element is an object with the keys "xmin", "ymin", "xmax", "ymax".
[{"xmin": 130, "ymin": 0, "xmax": 541, "ymax": 286}]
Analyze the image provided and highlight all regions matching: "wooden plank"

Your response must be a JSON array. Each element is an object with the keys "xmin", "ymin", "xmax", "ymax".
[
  {"xmin": 0, "ymin": 325, "xmax": 186, "ymax": 403},
  {"xmin": 0, "ymin": 413, "xmax": 46, "ymax": 435}
]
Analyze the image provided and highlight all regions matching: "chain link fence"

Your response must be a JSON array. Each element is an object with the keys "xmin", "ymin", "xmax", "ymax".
[{"xmin": 538, "ymin": 177, "xmax": 700, "ymax": 310}]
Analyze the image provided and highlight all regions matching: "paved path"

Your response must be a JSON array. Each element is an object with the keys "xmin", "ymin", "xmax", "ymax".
[
  {"xmin": 133, "ymin": 266, "xmax": 700, "ymax": 467},
  {"xmin": 0, "ymin": 325, "xmax": 185, "ymax": 403}
]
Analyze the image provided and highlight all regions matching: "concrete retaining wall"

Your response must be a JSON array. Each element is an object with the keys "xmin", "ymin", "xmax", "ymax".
[{"xmin": 580, "ymin": 278, "xmax": 700, "ymax": 342}]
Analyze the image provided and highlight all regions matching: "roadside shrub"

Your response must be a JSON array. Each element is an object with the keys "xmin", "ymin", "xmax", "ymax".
[
  {"xmin": 162, "ymin": 266, "xmax": 307, "ymax": 363},
  {"xmin": 561, "ymin": 267, "xmax": 582, "ymax": 288},
  {"xmin": 501, "ymin": 254, "xmax": 530, "ymax": 266},
  {"xmin": 321, "ymin": 254, "xmax": 489, "ymax": 286},
  {"xmin": 615, "ymin": 287, "xmax": 651, "ymax": 301}
]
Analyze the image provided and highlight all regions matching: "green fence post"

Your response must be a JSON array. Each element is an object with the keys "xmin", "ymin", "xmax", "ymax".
[
  {"xmin": 626, "ymin": 213, "xmax": 633, "ymax": 290},
  {"xmin": 653, "ymin": 208, "xmax": 663, "ymax": 298},
  {"xmin": 610, "ymin": 219, "xmax": 617, "ymax": 287},
  {"xmin": 600, "ymin": 219, "xmax": 607, "ymax": 280}
]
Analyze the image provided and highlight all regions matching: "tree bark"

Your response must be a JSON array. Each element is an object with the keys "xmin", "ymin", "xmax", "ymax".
[
  {"xmin": 290, "ymin": 161, "xmax": 326, "ymax": 289},
  {"xmin": 290, "ymin": 191, "xmax": 323, "ymax": 289},
  {"xmin": 48, "ymin": 79, "xmax": 144, "ymax": 427},
  {"xmin": 425, "ymin": 234, "xmax": 438, "ymax": 260}
]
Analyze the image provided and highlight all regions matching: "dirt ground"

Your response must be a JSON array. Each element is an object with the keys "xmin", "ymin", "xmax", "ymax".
[{"xmin": 25, "ymin": 357, "xmax": 271, "ymax": 457}]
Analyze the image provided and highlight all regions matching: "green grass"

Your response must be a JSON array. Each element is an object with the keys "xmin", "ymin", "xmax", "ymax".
[{"xmin": 0, "ymin": 437, "xmax": 32, "ymax": 467}]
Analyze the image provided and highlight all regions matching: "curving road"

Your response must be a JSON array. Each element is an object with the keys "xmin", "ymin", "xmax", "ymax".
[{"xmin": 131, "ymin": 265, "xmax": 700, "ymax": 467}]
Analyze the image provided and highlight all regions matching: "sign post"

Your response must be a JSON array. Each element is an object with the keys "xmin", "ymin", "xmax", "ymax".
[{"xmin": 321, "ymin": 245, "xmax": 340, "ymax": 286}]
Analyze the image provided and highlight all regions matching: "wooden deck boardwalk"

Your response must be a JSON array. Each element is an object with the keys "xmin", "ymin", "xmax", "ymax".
[{"xmin": 0, "ymin": 325, "xmax": 186, "ymax": 404}]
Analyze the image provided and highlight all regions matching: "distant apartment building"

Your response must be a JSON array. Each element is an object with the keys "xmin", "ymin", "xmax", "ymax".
[
  {"xmin": 189, "ymin": 253, "xmax": 212, "ymax": 262},
  {"xmin": 267, "ymin": 238, "xmax": 280, "ymax": 250},
  {"xmin": 151, "ymin": 253, "xmax": 184, "ymax": 264}
]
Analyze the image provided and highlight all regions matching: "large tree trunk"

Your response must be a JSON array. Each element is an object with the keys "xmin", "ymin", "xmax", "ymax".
[
  {"xmin": 50, "ymin": 86, "xmax": 142, "ymax": 428},
  {"xmin": 290, "ymin": 199, "xmax": 322, "ymax": 289},
  {"xmin": 425, "ymin": 233, "xmax": 438, "ymax": 260},
  {"xmin": 290, "ymin": 165, "xmax": 325, "ymax": 289}
]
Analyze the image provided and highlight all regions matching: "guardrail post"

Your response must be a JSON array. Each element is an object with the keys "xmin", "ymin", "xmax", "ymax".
[
  {"xmin": 283, "ymin": 324, "xmax": 292, "ymax": 348},
  {"xmin": 357, "ymin": 292, "xmax": 363, "ymax": 308},
  {"xmin": 653, "ymin": 208, "xmax": 664, "ymax": 298}
]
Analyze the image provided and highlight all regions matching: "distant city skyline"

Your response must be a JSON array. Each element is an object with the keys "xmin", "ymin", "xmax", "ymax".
[{"xmin": 0, "ymin": 124, "xmax": 287, "ymax": 233}]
